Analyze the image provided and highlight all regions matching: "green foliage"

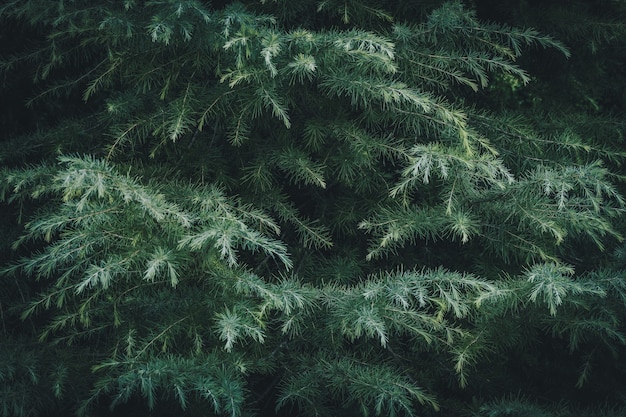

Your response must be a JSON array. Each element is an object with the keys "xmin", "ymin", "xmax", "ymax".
[{"xmin": 1, "ymin": 0, "xmax": 626, "ymax": 416}]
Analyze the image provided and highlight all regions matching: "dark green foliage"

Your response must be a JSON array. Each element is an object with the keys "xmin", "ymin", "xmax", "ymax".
[{"xmin": 1, "ymin": 1, "xmax": 626, "ymax": 416}]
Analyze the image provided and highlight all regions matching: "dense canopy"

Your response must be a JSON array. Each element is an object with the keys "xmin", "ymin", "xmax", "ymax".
[{"xmin": 1, "ymin": 1, "xmax": 626, "ymax": 416}]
